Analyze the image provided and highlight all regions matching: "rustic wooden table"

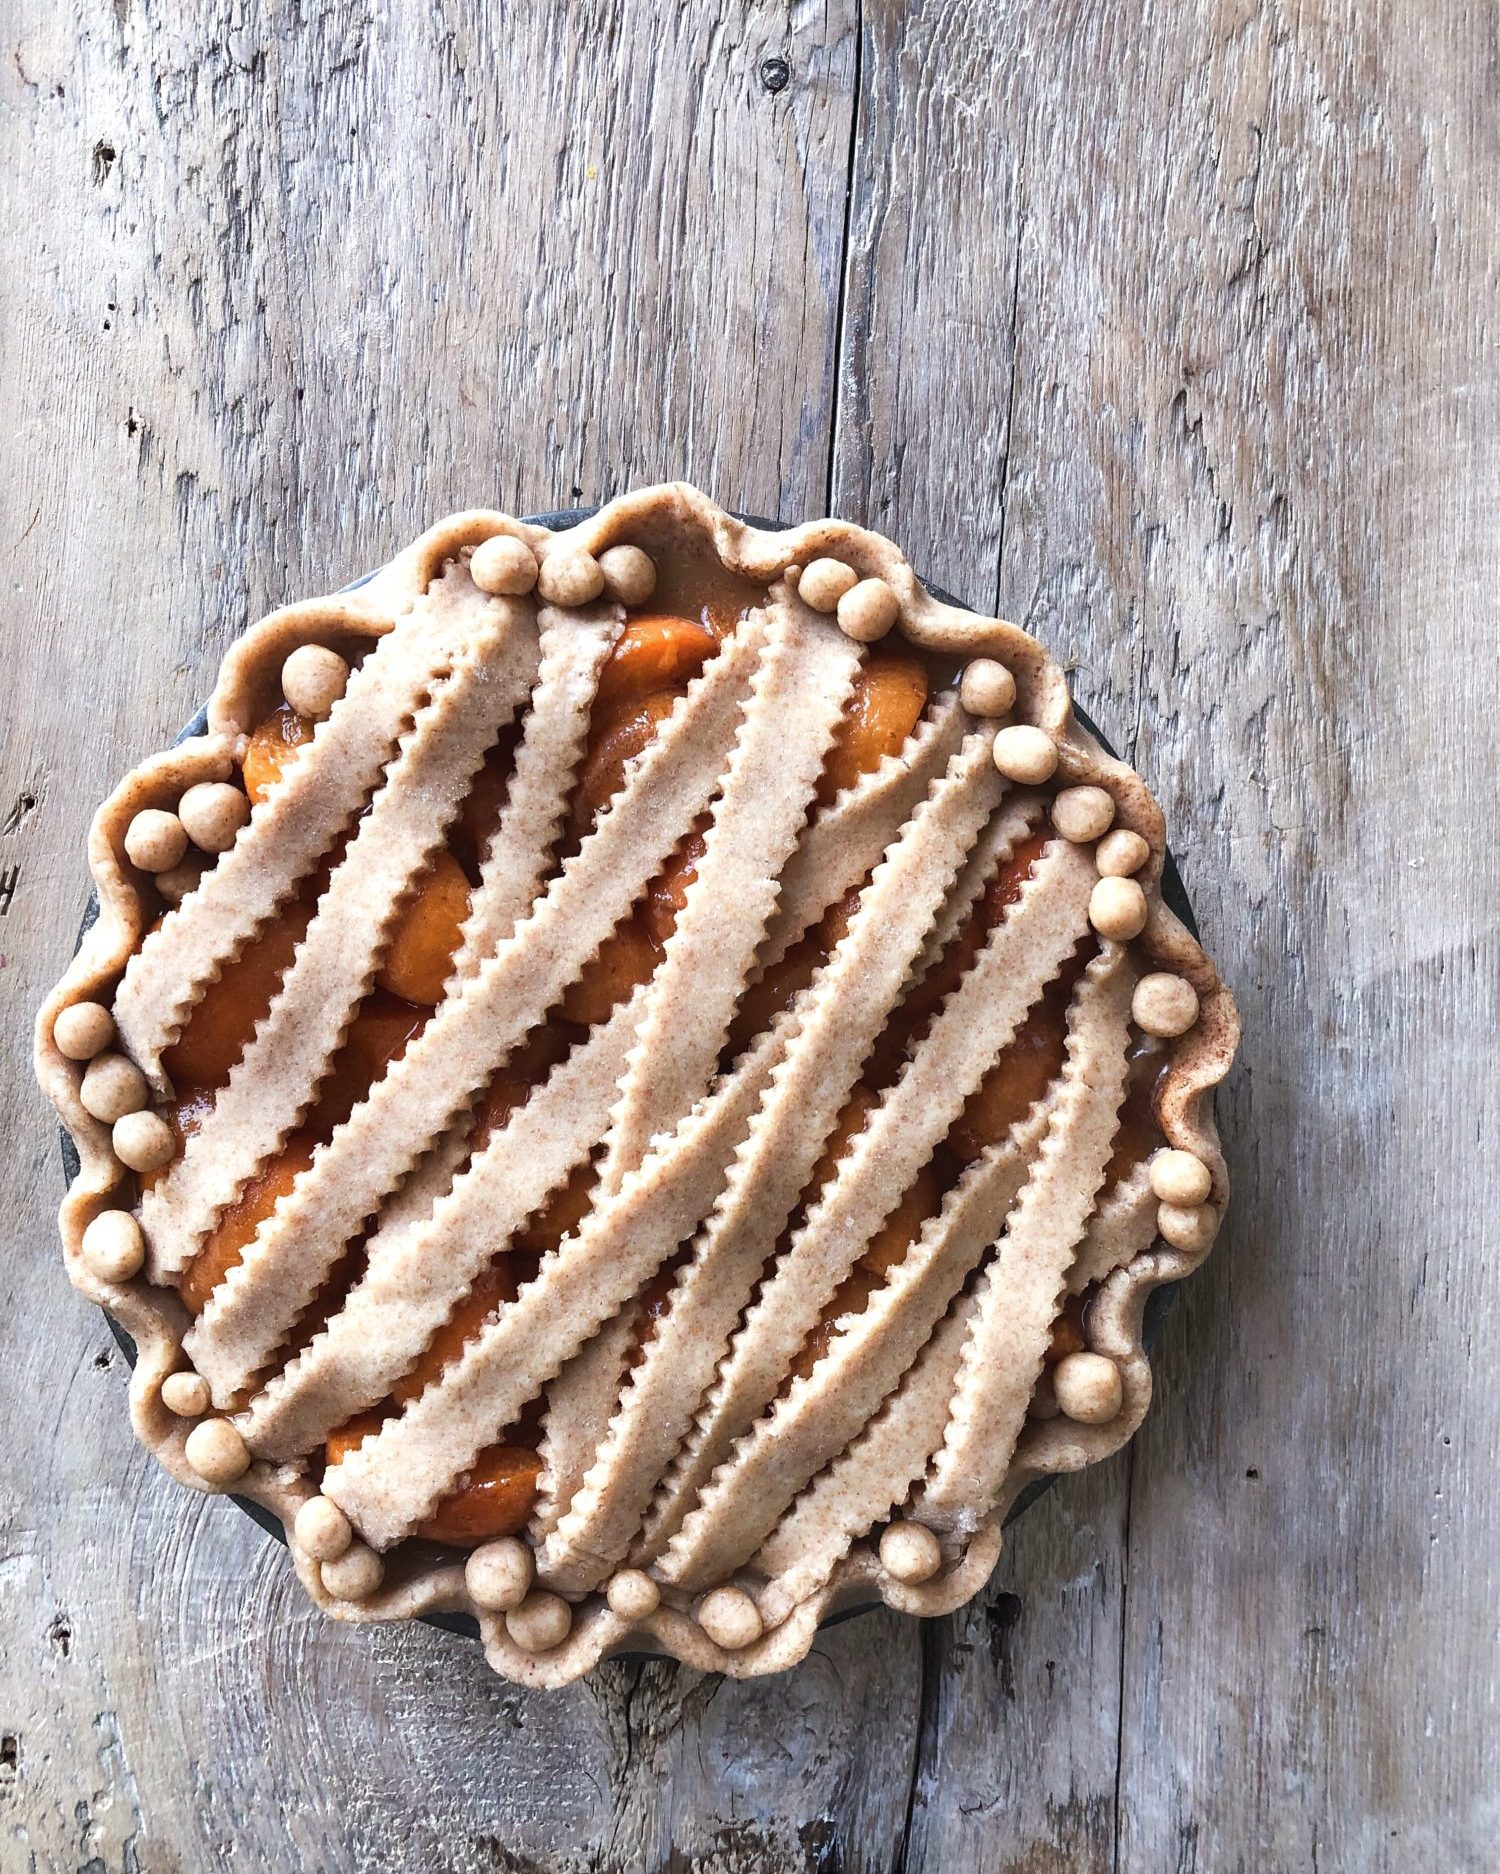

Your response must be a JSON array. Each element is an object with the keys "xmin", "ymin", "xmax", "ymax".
[{"xmin": 3, "ymin": 4, "xmax": 1494, "ymax": 1869}]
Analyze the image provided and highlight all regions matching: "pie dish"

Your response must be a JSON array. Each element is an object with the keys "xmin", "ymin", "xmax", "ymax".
[{"xmin": 35, "ymin": 484, "xmax": 1238, "ymax": 1686}]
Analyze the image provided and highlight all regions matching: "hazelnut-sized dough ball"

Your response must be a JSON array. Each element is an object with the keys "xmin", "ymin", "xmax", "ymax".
[
  {"xmin": 294, "ymin": 1494, "xmax": 353, "ymax": 1562},
  {"xmin": 992, "ymin": 725, "xmax": 1059, "ymax": 785},
  {"xmin": 697, "ymin": 1585, "xmax": 764, "ymax": 1651},
  {"xmin": 155, "ymin": 859, "xmax": 206, "ymax": 907},
  {"xmin": 1089, "ymin": 875, "xmax": 1148, "ymax": 942},
  {"xmin": 1095, "ymin": 828, "xmax": 1150, "ymax": 877},
  {"xmin": 178, "ymin": 781, "xmax": 250, "ymax": 854},
  {"xmin": 80, "ymin": 1210, "xmax": 145, "ymax": 1283},
  {"xmin": 54, "ymin": 1002, "xmax": 115, "ymax": 1062},
  {"xmin": 281, "ymin": 644, "xmax": 350, "ymax": 720},
  {"xmin": 836, "ymin": 576, "xmax": 900, "ymax": 643},
  {"xmin": 1132, "ymin": 973, "xmax": 1200, "ymax": 1038},
  {"xmin": 1149, "ymin": 1148, "xmax": 1213, "ymax": 1208},
  {"xmin": 1053, "ymin": 1351, "xmax": 1124, "ymax": 1424},
  {"xmin": 470, "ymin": 533, "xmax": 539, "ymax": 596},
  {"xmin": 959, "ymin": 657, "xmax": 1017, "ymax": 718},
  {"xmin": 505, "ymin": 1590, "xmax": 573, "ymax": 1653},
  {"xmin": 160, "ymin": 1371, "xmax": 210, "ymax": 1418},
  {"xmin": 879, "ymin": 1520, "xmax": 943, "ymax": 1585},
  {"xmin": 606, "ymin": 1569, "xmax": 661, "ymax": 1622},
  {"xmin": 124, "ymin": 808, "xmax": 188, "ymax": 874},
  {"xmin": 321, "ymin": 1542, "xmax": 384, "ymax": 1602},
  {"xmin": 1051, "ymin": 785, "xmax": 1115, "ymax": 843},
  {"xmin": 536, "ymin": 546, "xmax": 605, "ymax": 607},
  {"xmin": 112, "ymin": 1109, "xmax": 175, "ymax": 1174},
  {"xmin": 1157, "ymin": 1201, "xmax": 1218, "ymax": 1253},
  {"xmin": 465, "ymin": 1537, "xmax": 534, "ymax": 1612},
  {"xmin": 184, "ymin": 1418, "xmax": 250, "ymax": 1487},
  {"xmin": 597, "ymin": 543, "xmax": 658, "ymax": 608},
  {"xmin": 798, "ymin": 557, "xmax": 860, "ymax": 613},
  {"xmin": 80, "ymin": 1053, "xmax": 148, "ymax": 1124}
]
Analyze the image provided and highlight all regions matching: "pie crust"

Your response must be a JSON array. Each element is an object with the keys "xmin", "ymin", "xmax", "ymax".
[{"xmin": 35, "ymin": 484, "xmax": 1238, "ymax": 1687}]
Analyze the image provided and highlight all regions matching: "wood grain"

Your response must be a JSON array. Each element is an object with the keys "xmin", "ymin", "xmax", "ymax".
[{"xmin": 2, "ymin": 0, "xmax": 1494, "ymax": 1868}]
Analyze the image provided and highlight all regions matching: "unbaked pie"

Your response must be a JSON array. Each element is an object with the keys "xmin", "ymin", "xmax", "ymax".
[{"xmin": 36, "ymin": 485, "xmax": 1237, "ymax": 1685}]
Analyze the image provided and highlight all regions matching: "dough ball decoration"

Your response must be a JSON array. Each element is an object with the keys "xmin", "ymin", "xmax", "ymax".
[
  {"xmin": 597, "ymin": 543, "xmax": 658, "ymax": 608},
  {"xmin": 470, "ymin": 533, "xmax": 540, "ymax": 597},
  {"xmin": 322, "ymin": 1542, "xmax": 384, "ymax": 1602},
  {"xmin": 696, "ymin": 1585, "xmax": 764, "ymax": 1652},
  {"xmin": 184, "ymin": 1418, "xmax": 250, "ymax": 1487},
  {"xmin": 37, "ymin": 490, "xmax": 1236, "ymax": 1691},
  {"xmin": 111, "ymin": 1108, "xmax": 175, "ymax": 1173},
  {"xmin": 836, "ymin": 576, "xmax": 901, "ymax": 643},
  {"xmin": 178, "ymin": 781, "xmax": 250, "ymax": 854},
  {"xmin": 466, "ymin": 1537, "xmax": 534, "ymax": 1612},
  {"xmin": 160, "ymin": 1371, "xmax": 211, "ymax": 1418},
  {"xmin": 797, "ymin": 556, "xmax": 860, "ymax": 613},
  {"xmin": 992, "ymin": 723, "xmax": 1059, "ymax": 785},
  {"xmin": 506, "ymin": 1590, "xmax": 573, "ymax": 1653},
  {"xmin": 605, "ymin": 1569, "xmax": 662, "ymax": 1621},
  {"xmin": 124, "ymin": 808, "xmax": 188, "ymax": 875},
  {"xmin": 80, "ymin": 1210, "xmax": 145, "ymax": 1283},
  {"xmin": 54, "ymin": 1001, "xmax": 115, "ymax": 1062},
  {"xmin": 878, "ymin": 1520, "xmax": 943, "ymax": 1585},
  {"xmin": 1052, "ymin": 1351, "xmax": 1124, "ymax": 1425},
  {"xmin": 959, "ymin": 656, "xmax": 1017, "ymax": 719},
  {"xmin": 281, "ymin": 645, "xmax": 350, "ymax": 721},
  {"xmin": 294, "ymin": 1494, "xmax": 353, "ymax": 1562},
  {"xmin": 536, "ymin": 545, "xmax": 605, "ymax": 608}
]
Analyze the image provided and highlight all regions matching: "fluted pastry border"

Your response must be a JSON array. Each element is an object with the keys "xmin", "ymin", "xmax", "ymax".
[{"xmin": 35, "ymin": 483, "xmax": 1239, "ymax": 1685}]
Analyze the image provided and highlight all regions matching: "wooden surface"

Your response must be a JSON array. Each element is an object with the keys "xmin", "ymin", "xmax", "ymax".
[{"xmin": 2, "ymin": 1, "xmax": 1494, "ymax": 1868}]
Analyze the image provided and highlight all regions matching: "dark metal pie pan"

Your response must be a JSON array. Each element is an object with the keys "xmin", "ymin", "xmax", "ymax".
[{"xmin": 58, "ymin": 507, "xmax": 1198, "ymax": 1648}]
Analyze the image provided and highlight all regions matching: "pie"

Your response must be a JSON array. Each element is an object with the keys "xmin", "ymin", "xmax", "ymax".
[{"xmin": 35, "ymin": 485, "xmax": 1237, "ymax": 1685}]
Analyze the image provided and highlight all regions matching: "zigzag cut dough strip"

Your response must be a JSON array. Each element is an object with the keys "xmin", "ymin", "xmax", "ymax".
[
  {"xmin": 921, "ymin": 947, "xmax": 1137, "ymax": 1532},
  {"xmin": 146, "ymin": 599, "xmax": 536, "ymax": 1269},
  {"xmin": 658, "ymin": 1113, "xmax": 1051, "ymax": 1588},
  {"xmin": 114, "ymin": 572, "xmax": 477, "ymax": 1086},
  {"xmin": 323, "ymin": 1006, "xmax": 797, "ymax": 1547},
  {"xmin": 529, "ymin": 1309, "xmax": 641, "ymax": 1544},
  {"xmin": 755, "ymin": 1294, "xmax": 978, "ymax": 1626},
  {"xmin": 240, "ymin": 986, "xmax": 647, "ymax": 1459},
  {"xmin": 646, "ymin": 830, "xmax": 1095, "ymax": 1560},
  {"xmin": 757, "ymin": 690, "xmax": 966, "ymax": 973},
  {"xmin": 1068, "ymin": 1158, "xmax": 1157, "ymax": 1294},
  {"xmin": 538, "ymin": 729, "xmax": 1003, "ymax": 1588},
  {"xmin": 186, "ymin": 619, "xmax": 766, "ymax": 1402},
  {"xmin": 599, "ymin": 593, "xmax": 858, "ymax": 1188}
]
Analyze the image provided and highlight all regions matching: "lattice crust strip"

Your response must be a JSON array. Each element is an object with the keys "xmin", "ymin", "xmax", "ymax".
[
  {"xmin": 146, "ymin": 598, "xmax": 539, "ymax": 1271},
  {"xmin": 636, "ymin": 827, "xmax": 1093, "ymax": 1570},
  {"xmin": 188, "ymin": 616, "xmax": 767, "ymax": 1403},
  {"xmin": 113, "ymin": 570, "xmax": 480, "ymax": 1088},
  {"xmin": 35, "ymin": 487, "xmax": 1240, "ymax": 1692},
  {"xmin": 536, "ymin": 730, "xmax": 1002, "ymax": 1588},
  {"xmin": 921, "ymin": 946, "xmax": 1138, "ymax": 1533}
]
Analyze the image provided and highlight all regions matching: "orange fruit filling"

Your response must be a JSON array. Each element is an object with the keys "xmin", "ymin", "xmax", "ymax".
[
  {"xmin": 179, "ymin": 1133, "xmax": 318, "ymax": 1315},
  {"xmin": 242, "ymin": 703, "xmax": 316, "ymax": 805},
  {"xmin": 377, "ymin": 849, "xmax": 472, "ymax": 1006},
  {"xmin": 594, "ymin": 614, "xmax": 717, "ymax": 707},
  {"xmin": 817, "ymin": 653, "xmax": 929, "ymax": 805},
  {"xmin": 162, "ymin": 896, "xmax": 314, "ymax": 1092}
]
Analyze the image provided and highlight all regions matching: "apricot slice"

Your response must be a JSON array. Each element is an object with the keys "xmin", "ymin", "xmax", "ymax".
[
  {"xmin": 948, "ymin": 940, "xmax": 1094, "ymax": 1162},
  {"xmin": 242, "ymin": 703, "xmax": 317, "ymax": 806},
  {"xmin": 325, "ymin": 1410, "xmax": 386, "ymax": 1469},
  {"xmin": 1101, "ymin": 1044, "xmax": 1168, "ymax": 1186},
  {"xmin": 377, "ymin": 849, "xmax": 471, "ymax": 1005},
  {"xmin": 571, "ymin": 688, "xmax": 681, "ymax": 831},
  {"xmin": 316, "ymin": 991, "xmax": 427, "ymax": 1133},
  {"xmin": 179, "ymin": 1132, "xmax": 317, "ymax": 1314},
  {"xmin": 594, "ymin": 615, "xmax": 716, "ymax": 708},
  {"xmin": 391, "ymin": 1261, "xmax": 519, "ymax": 1408},
  {"xmin": 643, "ymin": 819, "xmax": 709, "ymax": 948},
  {"xmin": 163, "ymin": 896, "xmax": 315, "ymax": 1092},
  {"xmin": 559, "ymin": 913, "xmax": 658, "ymax": 1027},
  {"xmin": 788, "ymin": 1264, "xmax": 883, "ymax": 1385},
  {"xmin": 515, "ymin": 1160, "xmax": 596, "ymax": 1257},
  {"xmin": 414, "ymin": 1445, "xmax": 543, "ymax": 1546},
  {"xmin": 817, "ymin": 653, "xmax": 929, "ymax": 806}
]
